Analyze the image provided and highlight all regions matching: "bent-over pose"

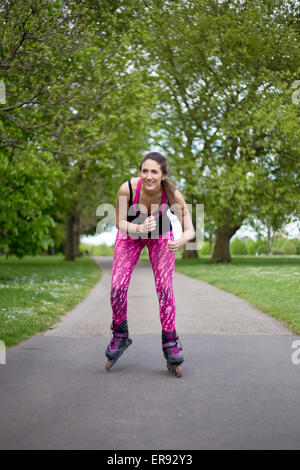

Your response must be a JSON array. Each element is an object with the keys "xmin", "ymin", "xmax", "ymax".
[{"xmin": 105, "ymin": 152, "xmax": 195, "ymax": 377}]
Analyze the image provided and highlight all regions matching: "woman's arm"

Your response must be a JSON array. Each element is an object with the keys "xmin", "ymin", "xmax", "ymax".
[
  {"xmin": 167, "ymin": 189, "xmax": 196, "ymax": 253},
  {"xmin": 116, "ymin": 182, "xmax": 156, "ymax": 234},
  {"xmin": 115, "ymin": 182, "xmax": 137, "ymax": 234}
]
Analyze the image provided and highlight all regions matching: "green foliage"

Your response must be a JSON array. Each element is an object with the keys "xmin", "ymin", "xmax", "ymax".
[
  {"xmin": 230, "ymin": 238, "xmax": 248, "ymax": 255},
  {"xmin": 245, "ymin": 238, "xmax": 257, "ymax": 255},
  {"xmin": 199, "ymin": 241, "xmax": 211, "ymax": 255},
  {"xmin": 0, "ymin": 0, "xmax": 156, "ymax": 258},
  {"xmin": 1, "ymin": 0, "xmax": 299, "ymax": 261},
  {"xmin": 282, "ymin": 240, "xmax": 297, "ymax": 255},
  {"xmin": 48, "ymin": 223, "xmax": 66, "ymax": 254},
  {"xmin": 130, "ymin": 0, "xmax": 300, "ymax": 257},
  {"xmin": 272, "ymin": 236, "xmax": 288, "ymax": 254},
  {"xmin": 272, "ymin": 236, "xmax": 299, "ymax": 255},
  {"xmin": 80, "ymin": 243, "xmax": 114, "ymax": 256},
  {"xmin": 292, "ymin": 238, "xmax": 300, "ymax": 255},
  {"xmin": 254, "ymin": 239, "xmax": 268, "ymax": 255},
  {"xmin": 0, "ymin": 147, "xmax": 58, "ymax": 257}
]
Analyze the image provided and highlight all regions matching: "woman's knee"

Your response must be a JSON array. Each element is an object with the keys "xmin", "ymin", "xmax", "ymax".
[{"xmin": 155, "ymin": 283, "xmax": 174, "ymax": 299}]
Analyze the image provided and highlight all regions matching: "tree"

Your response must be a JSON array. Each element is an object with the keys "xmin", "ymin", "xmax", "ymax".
[
  {"xmin": 130, "ymin": 0, "xmax": 300, "ymax": 262},
  {"xmin": 0, "ymin": 0, "xmax": 87, "ymax": 256},
  {"xmin": 0, "ymin": 0, "xmax": 157, "ymax": 259},
  {"xmin": 50, "ymin": 0, "xmax": 158, "ymax": 260},
  {"xmin": 0, "ymin": 145, "xmax": 57, "ymax": 256}
]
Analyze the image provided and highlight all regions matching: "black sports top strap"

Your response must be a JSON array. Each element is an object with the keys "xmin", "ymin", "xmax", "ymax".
[
  {"xmin": 126, "ymin": 178, "xmax": 172, "ymax": 237},
  {"xmin": 128, "ymin": 179, "xmax": 133, "ymax": 206}
]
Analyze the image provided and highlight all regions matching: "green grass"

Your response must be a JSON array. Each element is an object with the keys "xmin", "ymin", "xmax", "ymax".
[
  {"xmin": 172, "ymin": 255, "xmax": 300, "ymax": 335},
  {"xmin": 0, "ymin": 255, "xmax": 101, "ymax": 347}
]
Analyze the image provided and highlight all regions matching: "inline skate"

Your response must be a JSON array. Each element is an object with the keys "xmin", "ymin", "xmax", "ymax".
[
  {"xmin": 105, "ymin": 319, "xmax": 132, "ymax": 371},
  {"xmin": 161, "ymin": 329, "xmax": 184, "ymax": 378}
]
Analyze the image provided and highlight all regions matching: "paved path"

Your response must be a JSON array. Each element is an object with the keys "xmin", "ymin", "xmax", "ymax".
[
  {"xmin": 0, "ymin": 256, "xmax": 299, "ymax": 450},
  {"xmin": 43, "ymin": 256, "xmax": 292, "ymax": 337}
]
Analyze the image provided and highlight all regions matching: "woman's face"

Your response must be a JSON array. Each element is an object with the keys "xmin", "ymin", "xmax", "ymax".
[{"xmin": 140, "ymin": 159, "xmax": 164, "ymax": 192}]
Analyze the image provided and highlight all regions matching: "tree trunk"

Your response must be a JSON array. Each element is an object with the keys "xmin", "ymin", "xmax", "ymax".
[
  {"xmin": 182, "ymin": 212, "xmax": 198, "ymax": 259},
  {"xmin": 64, "ymin": 214, "xmax": 76, "ymax": 261},
  {"xmin": 211, "ymin": 224, "xmax": 240, "ymax": 263},
  {"xmin": 182, "ymin": 239, "xmax": 198, "ymax": 258},
  {"xmin": 209, "ymin": 234, "xmax": 215, "ymax": 255},
  {"xmin": 64, "ymin": 213, "xmax": 81, "ymax": 260},
  {"xmin": 74, "ymin": 213, "xmax": 81, "ymax": 257},
  {"xmin": 267, "ymin": 225, "xmax": 272, "ymax": 255},
  {"xmin": 48, "ymin": 246, "xmax": 56, "ymax": 255},
  {"xmin": 266, "ymin": 225, "xmax": 276, "ymax": 255}
]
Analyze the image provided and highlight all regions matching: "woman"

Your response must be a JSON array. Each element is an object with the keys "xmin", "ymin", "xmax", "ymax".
[{"xmin": 105, "ymin": 152, "xmax": 195, "ymax": 377}]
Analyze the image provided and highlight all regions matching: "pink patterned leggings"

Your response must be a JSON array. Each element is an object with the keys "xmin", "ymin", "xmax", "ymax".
[{"xmin": 110, "ymin": 230, "xmax": 176, "ymax": 331}]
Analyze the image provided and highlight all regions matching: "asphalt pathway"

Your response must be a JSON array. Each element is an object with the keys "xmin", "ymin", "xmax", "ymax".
[{"xmin": 0, "ymin": 256, "xmax": 299, "ymax": 450}]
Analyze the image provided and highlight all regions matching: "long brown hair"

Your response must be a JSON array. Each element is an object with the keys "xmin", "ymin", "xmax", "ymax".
[{"xmin": 139, "ymin": 152, "xmax": 177, "ymax": 210}]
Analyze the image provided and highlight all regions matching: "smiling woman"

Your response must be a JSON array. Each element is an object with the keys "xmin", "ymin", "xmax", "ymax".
[{"xmin": 105, "ymin": 152, "xmax": 195, "ymax": 377}]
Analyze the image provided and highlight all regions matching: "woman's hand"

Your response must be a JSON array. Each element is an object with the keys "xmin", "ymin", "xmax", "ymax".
[
  {"xmin": 167, "ymin": 240, "xmax": 180, "ymax": 254},
  {"xmin": 139, "ymin": 215, "xmax": 157, "ymax": 233}
]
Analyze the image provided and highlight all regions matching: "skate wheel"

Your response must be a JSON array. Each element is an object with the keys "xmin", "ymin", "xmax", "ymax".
[{"xmin": 105, "ymin": 359, "xmax": 112, "ymax": 371}]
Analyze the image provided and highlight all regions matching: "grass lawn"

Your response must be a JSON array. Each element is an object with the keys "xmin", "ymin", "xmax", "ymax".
[
  {"xmin": 0, "ymin": 255, "xmax": 101, "ymax": 347},
  {"xmin": 173, "ymin": 255, "xmax": 300, "ymax": 336}
]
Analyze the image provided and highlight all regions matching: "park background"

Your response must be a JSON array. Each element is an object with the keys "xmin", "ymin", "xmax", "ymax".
[{"xmin": 0, "ymin": 0, "xmax": 299, "ymax": 347}]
